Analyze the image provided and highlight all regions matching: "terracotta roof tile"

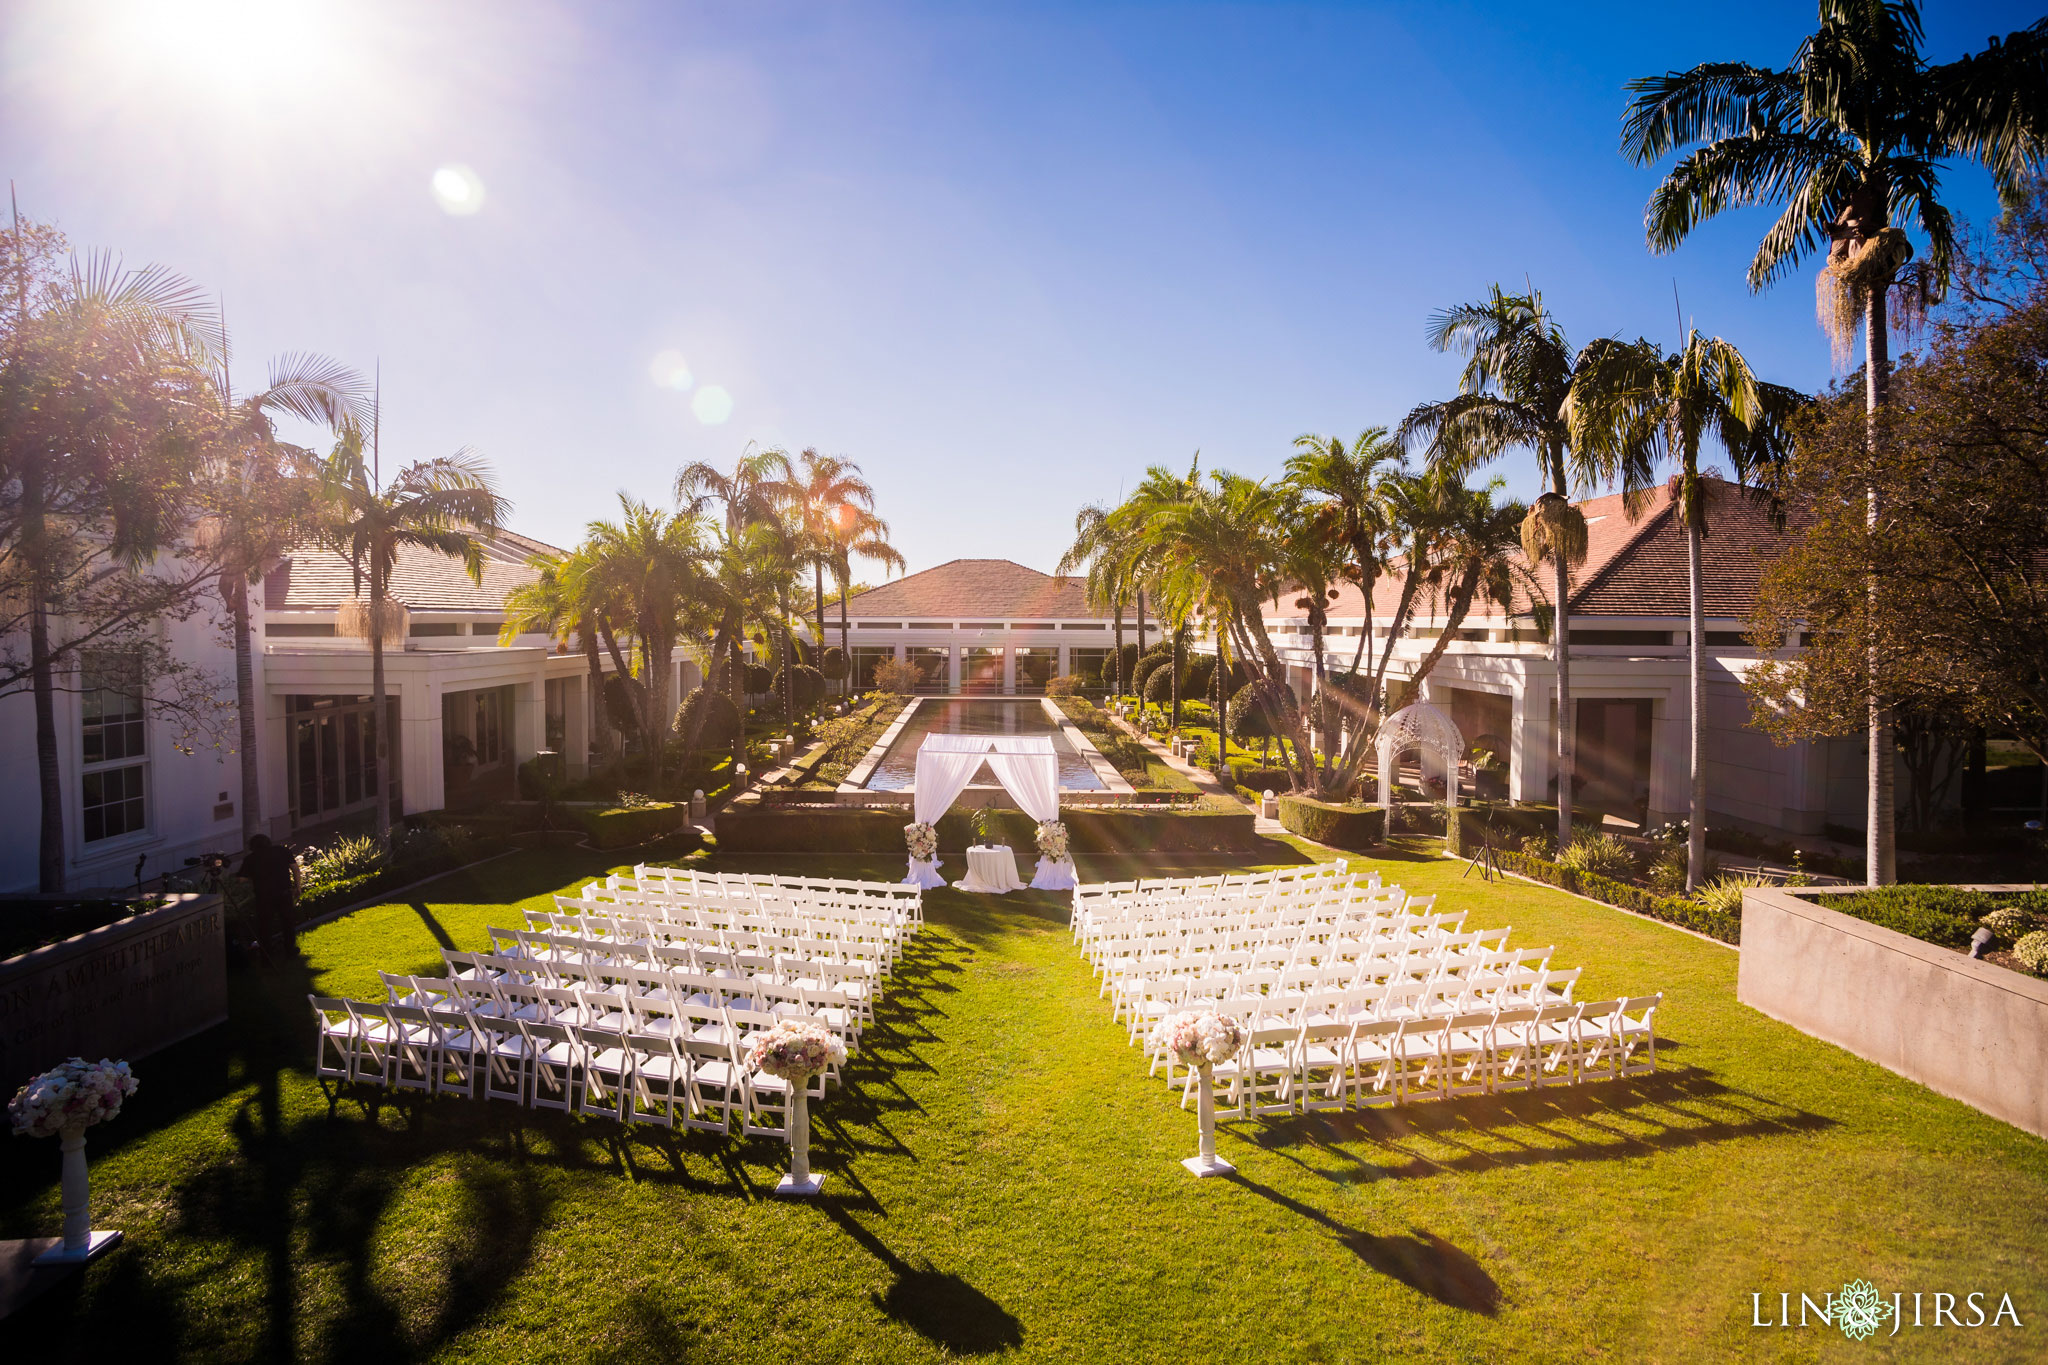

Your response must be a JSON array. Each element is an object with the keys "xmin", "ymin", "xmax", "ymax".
[{"xmin": 841, "ymin": 559, "xmax": 1103, "ymax": 619}]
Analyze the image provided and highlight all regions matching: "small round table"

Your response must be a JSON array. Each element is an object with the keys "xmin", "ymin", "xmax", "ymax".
[{"xmin": 957, "ymin": 844, "xmax": 1025, "ymax": 894}]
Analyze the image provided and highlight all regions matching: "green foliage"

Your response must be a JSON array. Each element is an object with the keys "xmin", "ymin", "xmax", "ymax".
[
  {"xmin": 1981, "ymin": 904, "xmax": 2048, "ymax": 945},
  {"xmin": 1455, "ymin": 828, "xmax": 1741, "ymax": 943},
  {"xmin": 603, "ymin": 673, "xmax": 643, "ymax": 736},
  {"xmin": 575, "ymin": 801, "xmax": 686, "ymax": 849},
  {"xmin": 1555, "ymin": 835, "xmax": 1640, "ymax": 881},
  {"xmin": 1690, "ymin": 873, "xmax": 1770, "ymax": 917},
  {"xmin": 1045, "ymin": 674, "xmax": 1083, "ymax": 698},
  {"xmin": 1817, "ymin": 886, "xmax": 2048, "ymax": 951},
  {"xmin": 1647, "ymin": 846, "xmax": 1720, "ymax": 895},
  {"xmin": 298, "ymin": 834, "xmax": 385, "ymax": 885},
  {"xmin": 743, "ymin": 663, "xmax": 773, "ymax": 694},
  {"xmin": 818, "ymin": 646, "xmax": 848, "ymax": 681},
  {"xmin": 671, "ymin": 686, "xmax": 744, "ymax": 754},
  {"xmin": 2015, "ymin": 930, "xmax": 2048, "ymax": 977},
  {"xmin": 1276, "ymin": 794, "xmax": 1383, "ymax": 850}
]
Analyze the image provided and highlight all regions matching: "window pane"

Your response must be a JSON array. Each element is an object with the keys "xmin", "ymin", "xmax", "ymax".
[
  {"xmin": 343, "ymin": 712, "xmax": 363, "ymax": 804},
  {"xmin": 296, "ymin": 719, "xmax": 318, "ymax": 815},
  {"xmin": 82, "ymin": 763, "xmax": 145, "ymax": 842},
  {"xmin": 320, "ymin": 716, "xmax": 341, "ymax": 811}
]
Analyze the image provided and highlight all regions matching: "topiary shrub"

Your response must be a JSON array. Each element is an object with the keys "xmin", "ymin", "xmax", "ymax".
[
  {"xmin": 2014, "ymin": 930, "xmax": 2048, "ymax": 976},
  {"xmin": 1277, "ymin": 794, "xmax": 1383, "ymax": 850},
  {"xmin": 818, "ymin": 646, "xmax": 847, "ymax": 681},
  {"xmin": 775, "ymin": 663, "xmax": 826, "ymax": 709},
  {"xmin": 604, "ymin": 673, "xmax": 643, "ymax": 736},
  {"xmin": 1045, "ymin": 673, "xmax": 1082, "ymax": 698},
  {"xmin": 1143, "ymin": 662, "xmax": 1178, "ymax": 703},
  {"xmin": 743, "ymin": 663, "xmax": 773, "ymax": 694},
  {"xmin": 575, "ymin": 801, "xmax": 686, "ymax": 849},
  {"xmin": 671, "ymin": 686, "xmax": 743, "ymax": 753}
]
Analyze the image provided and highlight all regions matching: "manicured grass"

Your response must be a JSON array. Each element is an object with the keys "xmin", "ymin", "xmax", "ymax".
[{"xmin": 8, "ymin": 837, "xmax": 2046, "ymax": 1362}]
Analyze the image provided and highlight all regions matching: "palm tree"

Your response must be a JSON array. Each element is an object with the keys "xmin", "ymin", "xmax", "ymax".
[
  {"xmin": 1284, "ymin": 428, "xmax": 1405, "ymax": 674},
  {"xmin": 1274, "ymin": 485, "xmax": 1349, "ymax": 774},
  {"xmin": 1565, "ymin": 331, "xmax": 1803, "ymax": 887},
  {"xmin": 1399, "ymin": 287, "xmax": 1614, "ymax": 847},
  {"xmin": 316, "ymin": 428, "xmax": 508, "ymax": 838},
  {"xmin": 823, "ymin": 505, "xmax": 905, "ymax": 698},
  {"xmin": 200, "ymin": 351, "xmax": 368, "ymax": 847},
  {"xmin": 1404, "ymin": 478, "xmax": 1533, "ymax": 695},
  {"xmin": 1621, "ymin": 1, "xmax": 2048, "ymax": 883},
  {"xmin": 785, "ymin": 449, "xmax": 878, "ymax": 678},
  {"xmin": 677, "ymin": 444, "xmax": 794, "ymax": 706},
  {"xmin": 500, "ymin": 543, "xmax": 622, "ymax": 768},
  {"xmin": 581, "ymin": 496, "xmax": 714, "ymax": 782},
  {"xmin": 1056, "ymin": 503, "xmax": 1137, "ymax": 701}
]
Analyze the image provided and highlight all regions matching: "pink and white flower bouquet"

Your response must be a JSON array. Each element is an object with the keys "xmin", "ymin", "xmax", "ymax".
[
  {"xmin": 1150, "ymin": 1011, "xmax": 1244, "ymax": 1067},
  {"xmin": 9, "ymin": 1058, "xmax": 138, "ymax": 1139},
  {"xmin": 746, "ymin": 1020, "xmax": 848, "ymax": 1084},
  {"xmin": 904, "ymin": 822, "xmax": 938, "ymax": 863},
  {"xmin": 1035, "ymin": 821, "xmax": 1070, "ymax": 863}
]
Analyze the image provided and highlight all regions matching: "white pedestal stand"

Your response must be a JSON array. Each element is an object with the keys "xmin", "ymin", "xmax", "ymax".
[
  {"xmin": 774, "ymin": 1087, "xmax": 824, "ymax": 1196},
  {"xmin": 33, "ymin": 1127, "xmax": 122, "ymax": 1264},
  {"xmin": 1181, "ymin": 1062, "xmax": 1235, "ymax": 1178}
]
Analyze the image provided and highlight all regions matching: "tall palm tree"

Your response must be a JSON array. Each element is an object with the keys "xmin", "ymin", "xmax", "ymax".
[
  {"xmin": 1284, "ymin": 428, "xmax": 1405, "ymax": 674},
  {"xmin": 1565, "ymin": 331, "xmax": 1803, "ymax": 887},
  {"xmin": 316, "ymin": 429, "xmax": 508, "ymax": 838},
  {"xmin": 200, "ymin": 351, "xmax": 368, "ymax": 847},
  {"xmin": 581, "ymin": 496, "xmax": 714, "ymax": 782},
  {"xmin": 1399, "ymin": 287, "xmax": 1614, "ymax": 847},
  {"xmin": 823, "ymin": 504, "xmax": 905, "ymax": 698},
  {"xmin": 1621, "ymin": 1, "xmax": 2048, "ymax": 883},
  {"xmin": 1403, "ymin": 479, "xmax": 1533, "ymax": 696},
  {"xmin": 677, "ymin": 444, "xmax": 794, "ymax": 704},
  {"xmin": 1056, "ymin": 503, "xmax": 1137, "ymax": 701},
  {"xmin": 500, "ymin": 543, "xmax": 622, "ymax": 768},
  {"xmin": 785, "ymin": 448, "xmax": 878, "ymax": 674},
  {"xmin": 1275, "ymin": 485, "xmax": 1348, "ymax": 774}
]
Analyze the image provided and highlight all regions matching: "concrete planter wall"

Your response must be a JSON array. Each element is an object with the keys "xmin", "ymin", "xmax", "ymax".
[
  {"xmin": 1738, "ymin": 885, "xmax": 2048, "ymax": 1138},
  {"xmin": 0, "ymin": 893, "xmax": 227, "ymax": 1093}
]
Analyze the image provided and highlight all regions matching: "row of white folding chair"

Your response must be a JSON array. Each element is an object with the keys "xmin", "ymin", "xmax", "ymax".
[
  {"xmin": 1075, "ymin": 876, "xmax": 1380, "ymax": 926},
  {"xmin": 476, "ymin": 929, "xmax": 880, "ymax": 1025},
  {"xmin": 1074, "ymin": 877, "xmax": 1405, "ymax": 937},
  {"xmin": 601, "ymin": 878, "xmax": 916, "ymax": 936},
  {"xmin": 1186, "ymin": 994, "xmax": 1662, "ymax": 1116},
  {"xmin": 390, "ymin": 965, "xmax": 857, "ymax": 1079},
  {"xmin": 631, "ymin": 864, "xmax": 925, "ymax": 924},
  {"xmin": 1077, "ymin": 893, "xmax": 1441, "ymax": 956},
  {"xmin": 574, "ymin": 890, "xmax": 908, "ymax": 957},
  {"xmin": 523, "ymin": 915, "xmax": 892, "ymax": 980},
  {"xmin": 1142, "ymin": 970, "xmax": 1586, "ymax": 1084},
  {"xmin": 538, "ymin": 906, "xmax": 897, "ymax": 975},
  {"xmin": 1088, "ymin": 909, "xmax": 1473, "ymax": 972},
  {"xmin": 310, "ymin": 993, "xmax": 803, "ymax": 1136},
  {"xmin": 1096, "ymin": 920, "xmax": 1496, "ymax": 1001},
  {"xmin": 619, "ymin": 869, "xmax": 924, "ymax": 931},
  {"xmin": 1114, "ymin": 944, "xmax": 1545, "ymax": 1035},
  {"xmin": 1074, "ymin": 860, "xmax": 1356, "ymax": 906}
]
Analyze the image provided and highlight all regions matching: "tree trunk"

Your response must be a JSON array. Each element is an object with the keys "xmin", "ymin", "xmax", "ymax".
[
  {"xmin": 229, "ymin": 575, "xmax": 263, "ymax": 848},
  {"xmin": 1136, "ymin": 590, "xmax": 1147, "ymax": 658},
  {"xmin": 1553, "ymin": 517, "xmax": 1575, "ymax": 850},
  {"xmin": 1686, "ymin": 518, "xmax": 1707, "ymax": 892},
  {"xmin": 27, "ymin": 466, "xmax": 63, "ymax": 892},
  {"xmin": 1111, "ymin": 601, "xmax": 1124, "ymax": 702},
  {"xmin": 1170, "ymin": 630, "xmax": 1182, "ymax": 731},
  {"xmin": 581, "ymin": 616, "xmax": 610, "ymax": 765},
  {"xmin": 814, "ymin": 562, "xmax": 828, "ymax": 677},
  {"xmin": 1214, "ymin": 629, "xmax": 1230, "ymax": 785},
  {"xmin": 838, "ymin": 576, "xmax": 851, "ymax": 699},
  {"xmin": 371, "ymin": 573, "xmax": 392, "ymax": 840},
  {"xmin": 1864, "ymin": 285, "xmax": 1897, "ymax": 886}
]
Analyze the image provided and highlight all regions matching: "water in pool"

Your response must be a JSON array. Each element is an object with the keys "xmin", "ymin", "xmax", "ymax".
[{"xmin": 862, "ymin": 699, "xmax": 1105, "ymax": 791}]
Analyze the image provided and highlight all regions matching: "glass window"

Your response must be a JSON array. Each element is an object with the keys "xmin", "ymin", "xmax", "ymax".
[{"xmin": 80, "ymin": 652, "xmax": 147, "ymax": 842}]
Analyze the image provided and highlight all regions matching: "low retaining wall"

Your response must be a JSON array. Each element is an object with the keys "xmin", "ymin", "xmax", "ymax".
[
  {"xmin": 1738, "ymin": 885, "xmax": 2048, "ymax": 1138},
  {"xmin": 0, "ymin": 893, "xmax": 228, "ymax": 1092}
]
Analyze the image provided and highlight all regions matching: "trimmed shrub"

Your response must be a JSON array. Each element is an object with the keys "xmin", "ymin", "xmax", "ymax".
[
  {"xmin": 1230, "ymin": 763, "xmax": 1293, "ymax": 794},
  {"xmin": 2014, "ymin": 930, "xmax": 2048, "ymax": 976},
  {"xmin": 743, "ymin": 663, "xmax": 773, "ymax": 694},
  {"xmin": 1143, "ymin": 662, "xmax": 1178, "ymax": 703},
  {"xmin": 604, "ymin": 673, "xmax": 643, "ymax": 735},
  {"xmin": 1816, "ymin": 885, "xmax": 2048, "ymax": 951},
  {"xmin": 1476, "ymin": 842, "xmax": 1741, "ymax": 944},
  {"xmin": 1277, "ymin": 794, "xmax": 1383, "ymax": 850},
  {"xmin": 576, "ymin": 801, "xmax": 687, "ymax": 849},
  {"xmin": 774, "ymin": 663, "xmax": 827, "ymax": 709},
  {"xmin": 672, "ymin": 686, "xmax": 743, "ymax": 753},
  {"xmin": 1982, "ymin": 904, "xmax": 2048, "ymax": 944},
  {"xmin": 1045, "ymin": 674, "xmax": 1082, "ymax": 698},
  {"xmin": 818, "ymin": 646, "xmax": 848, "ymax": 681}
]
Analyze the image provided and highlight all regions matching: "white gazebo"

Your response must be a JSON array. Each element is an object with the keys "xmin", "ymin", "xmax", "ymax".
[
  {"xmin": 1376, "ymin": 702, "xmax": 1466, "ymax": 855},
  {"xmin": 903, "ymin": 734, "xmax": 1076, "ymax": 891}
]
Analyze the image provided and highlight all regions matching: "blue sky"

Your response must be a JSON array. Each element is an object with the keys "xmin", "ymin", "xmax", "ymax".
[{"xmin": 3, "ymin": 1, "xmax": 2038, "ymax": 578}]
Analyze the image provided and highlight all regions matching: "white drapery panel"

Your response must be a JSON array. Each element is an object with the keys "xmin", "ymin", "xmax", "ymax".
[
  {"xmin": 913, "ymin": 734, "xmax": 1061, "ymax": 824},
  {"xmin": 910, "ymin": 746, "xmax": 990, "ymax": 827},
  {"xmin": 983, "ymin": 753, "xmax": 1058, "ymax": 823}
]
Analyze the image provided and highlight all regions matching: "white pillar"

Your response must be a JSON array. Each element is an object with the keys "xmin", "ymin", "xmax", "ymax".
[
  {"xmin": 1379, "ymin": 742, "xmax": 1394, "ymax": 816},
  {"xmin": 564, "ymin": 672, "xmax": 590, "ymax": 776},
  {"xmin": 1646, "ymin": 691, "xmax": 1687, "ymax": 828},
  {"xmin": 512, "ymin": 675, "xmax": 544, "ymax": 770},
  {"xmin": 947, "ymin": 645, "xmax": 962, "ymax": 694},
  {"xmin": 1510, "ymin": 680, "xmax": 1550, "ymax": 805},
  {"xmin": 1443, "ymin": 756, "xmax": 1460, "ymax": 855},
  {"xmin": 400, "ymin": 676, "xmax": 445, "ymax": 815},
  {"xmin": 1002, "ymin": 646, "xmax": 1016, "ymax": 695},
  {"xmin": 1058, "ymin": 643, "xmax": 1070, "ymax": 678}
]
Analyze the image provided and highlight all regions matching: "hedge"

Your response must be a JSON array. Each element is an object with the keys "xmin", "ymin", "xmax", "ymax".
[
  {"xmin": 714, "ymin": 799, "xmax": 1258, "ymax": 855},
  {"xmin": 1481, "ymin": 842, "xmax": 1741, "ymax": 944},
  {"xmin": 575, "ymin": 802, "xmax": 688, "ymax": 849},
  {"xmin": 1276, "ymin": 795, "xmax": 1384, "ymax": 851},
  {"xmin": 1815, "ymin": 885, "xmax": 2048, "ymax": 951}
]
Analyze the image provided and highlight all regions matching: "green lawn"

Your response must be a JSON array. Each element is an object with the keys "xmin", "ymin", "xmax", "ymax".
[{"xmin": 8, "ymin": 837, "xmax": 2046, "ymax": 1363}]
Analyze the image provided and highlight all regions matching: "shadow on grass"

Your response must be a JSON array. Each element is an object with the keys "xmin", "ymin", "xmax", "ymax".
[
  {"xmin": 1232, "ymin": 1066, "xmax": 1836, "ymax": 1183},
  {"xmin": 1228, "ymin": 1174, "xmax": 1500, "ymax": 1314},
  {"xmin": 821, "ymin": 1203, "xmax": 1024, "ymax": 1355}
]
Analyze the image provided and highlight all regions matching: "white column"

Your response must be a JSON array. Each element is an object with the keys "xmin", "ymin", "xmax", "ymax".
[
  {"xmin": 512, "ymin": 674, "xmax": 544, "ymax": 769},
  {"xmin": 1058, "ymin": 643, "xmax": 1070, "ymax": 678},
  {"xmin": 564, "ymin": 672, "xmax": 590, "ymax": 776},
  {"xmin": 1510, "ymin": 678, "xmax": 1550, "ymax": 805},
  {"xmin": 947, "ymin": 645, "xmax": 962, "ymax": 694},
  {"xmin": 1645, "ymin": 691, "xmax": 1687, "ymax": 827},
  {"xmin": 1002, "ymin": 645, "xmax": 1016, "ymax": 695},
  {"xmin": 400, "ymin": 676, "xmax": 445, "ymax": 815}
]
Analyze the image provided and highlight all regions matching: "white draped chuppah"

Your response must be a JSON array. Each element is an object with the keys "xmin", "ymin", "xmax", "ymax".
[{"xmin": 902, "ymin": 734, "xmax": 1077, "ymax": 891}]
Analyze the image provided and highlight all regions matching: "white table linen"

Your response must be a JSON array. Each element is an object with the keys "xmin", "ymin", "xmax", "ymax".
[{"xmin": 957, "ymin": 844, "xmax": 1025, "ymax": 894}]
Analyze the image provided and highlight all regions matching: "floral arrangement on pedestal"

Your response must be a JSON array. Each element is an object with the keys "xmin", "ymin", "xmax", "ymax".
[
  {"xmin": 904, "ymin": 822, "xmax": 938, "ymax": 863},
  {"xmin": 9, "ymin": 1057, "xmax": 137, "ymax": 1138},
  {"xmin": 745, "ymin": 1019, "xmax": 848, "ymax": 1083},
  {"xmin": 1035, "ymin": 821, "xmax": 1070, "ymax": 863},
  {"xmin": 1150, "ymin": 1011, "xmax": 1244, "ymax": 1068},
  {"xmin": 10, "ymin": 1057, "xmax": 139, "ymax": 1264},
  {"xmin": 1150, "ymin": 1012, "xmax": 1243, "ymax": 1178},
  {"xmin": 746, "ymin": 1020, "xmax": 847, "ymax": 1197}
]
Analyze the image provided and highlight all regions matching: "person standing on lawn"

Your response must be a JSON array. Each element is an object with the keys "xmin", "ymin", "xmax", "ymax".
[{"xmin": 237, "ymin": 834, "xmax": 301, "ymax": 963}]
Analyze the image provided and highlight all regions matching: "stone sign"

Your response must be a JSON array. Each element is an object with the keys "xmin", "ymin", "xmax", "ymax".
[{"xmin": 0, "ymin": 893, "xmax": 227, "ymax": 1092}]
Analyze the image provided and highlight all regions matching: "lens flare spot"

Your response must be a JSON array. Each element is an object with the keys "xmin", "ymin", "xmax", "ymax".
[
  {"xmin": 431, "ymin": 164, "xmax": 485, "ymax": 215},
  {"xmin": 648, "ymin": 349, "xmax": 694, "ymax": 390},
  {"xmin": 692, "ymin": 385, "xmax": 733, "ymax": 424}
]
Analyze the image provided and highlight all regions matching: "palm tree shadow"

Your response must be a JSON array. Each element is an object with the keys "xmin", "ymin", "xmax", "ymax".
[
  {"xmin": 1228, "ymin": 1174, "xmax": 1500, "ymax": 1315},
  {"xmin": 820, "ymin": 1203, "xmax": 1023, "ymax": 1355}
]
